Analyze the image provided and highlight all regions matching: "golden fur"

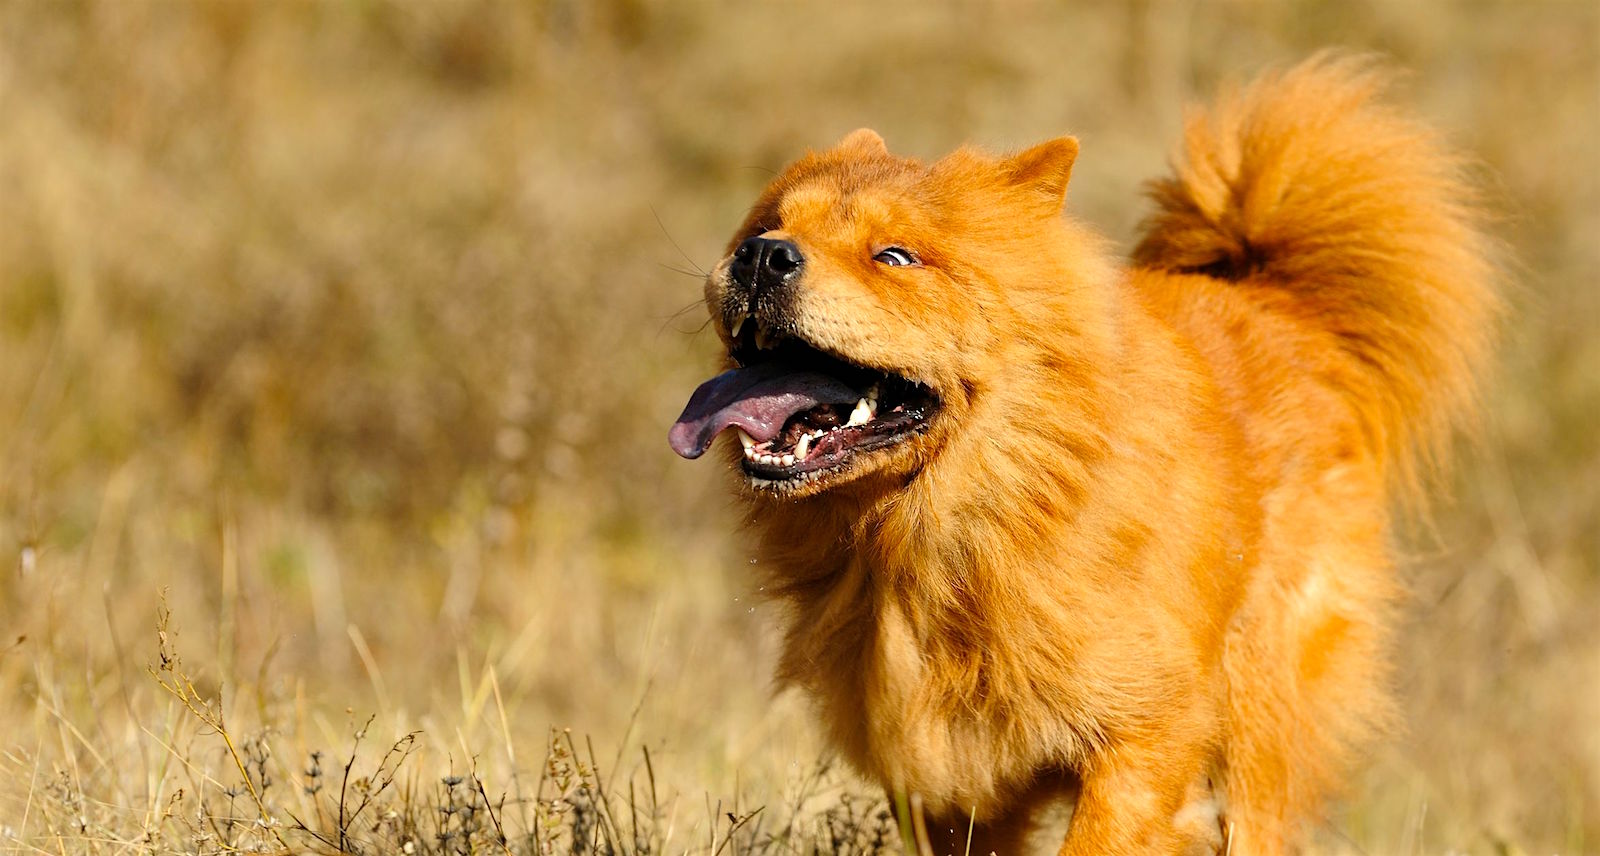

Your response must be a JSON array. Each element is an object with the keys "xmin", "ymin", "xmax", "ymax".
[{"xmin": 686, "ymin": 55, "xmax": 1499, "ymax": 854}]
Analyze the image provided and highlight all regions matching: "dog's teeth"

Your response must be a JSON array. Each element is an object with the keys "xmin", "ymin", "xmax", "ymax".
[
  {"xmin": 754, "ymin": 328, "xmax": 773, "ymax": 350},
  {"xmin": 759, "ymin": 453, "xmax": 775, "ymax": 465},
  {"xmin": 795, "ymin": 433, "xmax": 811, "ymax": 459},
  {"xmin": 779, "ymin": 454, "xmax": 795, "ymax": 466},
  {"xmin": 737, "ymin": 428, "xmax": 756, "ymax": 453},
  {"xmin": 848, "ymin": 398, "xmax": 873, "ymax": 427},
  {"xmin": 730, "ymin": 314, "xmax": 746, "ymax": 339}
]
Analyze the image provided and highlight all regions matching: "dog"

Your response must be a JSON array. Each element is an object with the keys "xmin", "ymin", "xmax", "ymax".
[{"xmin": 669, "ymin": 54, "xmax": 1498, "ymax": 855}]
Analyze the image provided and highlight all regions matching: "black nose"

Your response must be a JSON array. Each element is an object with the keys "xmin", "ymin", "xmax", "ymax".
[{"xmin": 729, "ymin": 237, "xmax": 804, "ymax": 295}]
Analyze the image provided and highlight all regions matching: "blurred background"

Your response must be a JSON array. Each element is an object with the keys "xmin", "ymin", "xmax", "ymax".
[{"xmin": 0, "ymin": 1, "xmax": 1594, "ymax": 852}]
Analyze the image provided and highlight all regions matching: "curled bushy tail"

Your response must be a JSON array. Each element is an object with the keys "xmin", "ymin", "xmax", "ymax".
[{"xmin": 1134, "ymin": 54, "xmax": 1500, "ymax": 501}]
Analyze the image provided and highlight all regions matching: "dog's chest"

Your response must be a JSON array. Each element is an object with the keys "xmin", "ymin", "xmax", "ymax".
[{"xmin": 810, "ymin": 589, "xmax": 1061, "ymax": 817}]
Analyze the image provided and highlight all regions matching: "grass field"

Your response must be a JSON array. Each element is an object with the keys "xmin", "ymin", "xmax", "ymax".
[{"xmin": 0, "ymin": 2, "xmax": 1595, "ymax": 853}]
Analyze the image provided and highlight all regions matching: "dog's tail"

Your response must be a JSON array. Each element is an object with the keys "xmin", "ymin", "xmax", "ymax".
[{"xmin": 1133, "ymin": 54, "xmax": 1500, "ymax": 502}]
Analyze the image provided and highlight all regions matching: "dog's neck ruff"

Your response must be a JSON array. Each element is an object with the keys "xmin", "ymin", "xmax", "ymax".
[{"xmin": 752, "ymin": 413, "xmax": 1119, "ymax": 815}]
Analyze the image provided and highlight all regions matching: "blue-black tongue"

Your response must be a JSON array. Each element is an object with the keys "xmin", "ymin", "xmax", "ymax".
[{"xmin": 669, "ymin": 363, "xmax": 860, "ymax": 459}]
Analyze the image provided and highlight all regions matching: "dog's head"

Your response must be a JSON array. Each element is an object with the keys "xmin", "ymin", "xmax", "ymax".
[{"xmin": 670, "ymin": 129, "xmax": 1100, "ymax": 500}]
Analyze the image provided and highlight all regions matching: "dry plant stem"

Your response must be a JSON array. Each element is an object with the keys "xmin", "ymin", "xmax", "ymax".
[
  {"xmin": 571, "ymin": 731, "xmax": 622, "ymax": 852},
  {"xmin": 894, "ymin": 790, "xmax": 916, "ymax": 855},
  {"xmin": 336, "ymin": 714, "xmax": 373, "ymax": 850},
  {"xmin": 532, "ymin": 732, "xmax": 553, "ymax": 851},
  {"xmin": 147, "ymin": 599, "xmax": 290, "ymax": 851},
  {"xmin": 643, "ymin": 744, "xmax": 659, "ymax": 834},
  {"xmin": 101, "ymin": 590, "xmax": 151, "ymax": 808},
  {"xmin": 909, "ymin": 793, "xmax": 935, "ymax": 856},
  {"xmin": 711, "ymin": 805, "xmax": 764, "ymax": 856},
  {"xmin": 473, "ymin": 772, "xmax": 515, "ymax": 855},
  {"xmin": 342, "ymin": 728, "xmax": 417, "ymax": 848},
  {"xmin": 487, "ymin": 664, "xmax": 535, "ymax": 836}
]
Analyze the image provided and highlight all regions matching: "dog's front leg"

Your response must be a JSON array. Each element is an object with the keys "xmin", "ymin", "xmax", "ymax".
[{"xmin": 1057, "ymin": 738, "xmax": 1214, "ymax": 856}]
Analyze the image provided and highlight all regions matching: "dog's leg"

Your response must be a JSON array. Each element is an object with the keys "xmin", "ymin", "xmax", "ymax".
[
  {"xmin": 1219, "ymin": 474, "xmax": 1399, "ymax": 856},
  {"xmin": 913, "ymin": 771, "xmax": 1082, "ymax": 856},
  {"xmin": 1055, "ymin": 737, "xmax": 1214, "ymax": 856},
  {"xmin": 921, "ymin": 814, "xmax": 1032, "ymax": 856}
]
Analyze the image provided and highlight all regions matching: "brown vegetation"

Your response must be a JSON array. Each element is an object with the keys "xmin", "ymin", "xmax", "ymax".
[{"xmin": 0, "ymin": 2, "xmax": 1593, "ymax": 853}]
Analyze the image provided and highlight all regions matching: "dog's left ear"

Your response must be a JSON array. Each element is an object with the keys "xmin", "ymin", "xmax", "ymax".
[
  {"xmin": 1007, "ymin": 136, "xmax": 1079, "ymax": 210},
  {"xmin": 837, "ymin": 128, "xmax": 889, "ymax": 156}
]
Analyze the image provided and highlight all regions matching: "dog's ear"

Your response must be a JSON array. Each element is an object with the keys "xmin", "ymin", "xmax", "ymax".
[
  {"xmin": 1007, "ymin": 136, "xmax": 1079, "ymax": 210},
  {"xmin": 837, "ymin": 128, "xmax": 889, "ymax": 156}
]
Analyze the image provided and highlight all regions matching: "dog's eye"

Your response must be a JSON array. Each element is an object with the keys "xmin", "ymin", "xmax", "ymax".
[{"xmin": 873, "ymin": 247, "xmax": 918, "ymax": 267}]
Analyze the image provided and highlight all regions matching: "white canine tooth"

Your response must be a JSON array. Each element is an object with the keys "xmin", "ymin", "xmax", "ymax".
[
  {"xmin": 779, "ymin": 454, "xmax": 795, "ymax": 466},
  {"xmin": 730, "ymin": 314, "xmax": 746, "ymax": 339},
  {"xmin": 794, "ymin": 434, "xmax": 811, "ymax": 459},
  {"xmin": 737, "ymin": 428, "xmax": 756, "ymax": 452},
  {"xmin": 847, "ymin": 398, "xmax": 873, "ymax": 427}
]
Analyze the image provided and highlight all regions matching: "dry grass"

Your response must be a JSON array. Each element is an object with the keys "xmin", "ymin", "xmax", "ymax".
[{"xmin": 0, "ymin": 1, "xmax": 1594, "ymax": 853}]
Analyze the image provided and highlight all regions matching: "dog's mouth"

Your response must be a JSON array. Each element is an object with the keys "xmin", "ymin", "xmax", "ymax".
[{"xmin": 669, "ymin": 323, "xmax": 940, "ymax": 492}]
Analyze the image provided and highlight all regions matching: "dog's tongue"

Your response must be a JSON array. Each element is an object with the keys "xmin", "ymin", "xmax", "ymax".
[{"xmin": 669, "ymin": 364, "xmax": 859, "ymax": 459}]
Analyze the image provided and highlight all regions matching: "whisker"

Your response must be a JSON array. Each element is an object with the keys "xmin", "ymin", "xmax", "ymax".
[
  {"xmin": 658, "ymin": 315, "xmax": 716, "ymax": 338},
  {"xmin": 661, "ymin": 298, "xmax": 708, "ymax": 322},
  {"xmin": 659, "ymin": 263, "xmax": 706, "ymax": 279},
  {"xmin": 651, "ymin": 206, "xmax": 710, "ymax": 277},
  {"xmin": 658, "ymin": 298, "xmax": 714, "ymax": 336}
]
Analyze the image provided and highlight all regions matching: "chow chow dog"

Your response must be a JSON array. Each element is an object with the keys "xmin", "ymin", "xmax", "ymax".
[{"xmin": 669, "ymin": 55, "xmax": 1497, "ymax": 855}]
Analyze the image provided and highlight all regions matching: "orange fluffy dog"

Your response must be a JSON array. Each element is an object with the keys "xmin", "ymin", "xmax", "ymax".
[{"xmin": 670, "ymin": 56, "xmax": 1497, "ymax": 855}]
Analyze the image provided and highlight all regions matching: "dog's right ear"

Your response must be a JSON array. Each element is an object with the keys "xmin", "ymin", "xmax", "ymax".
[
  {"xmin": 1007, "ymin": 136, "xmax": 1079, "ymax": 211},
  {"xmin": 837, "ymin": 128, "xmax": 888, "ymax": 156}
]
